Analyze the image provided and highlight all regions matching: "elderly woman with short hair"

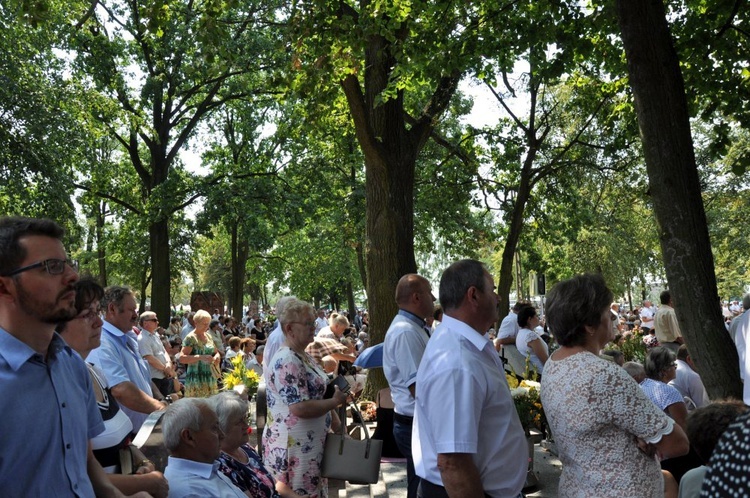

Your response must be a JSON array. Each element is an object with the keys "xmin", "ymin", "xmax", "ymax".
[
  {"xmin": 212, "ymin": 392, "xmax": 302, "ymax": 498},
  {"xmin": 263, "ymin": 298, "xmax": 348, "ymax": 497},
  {"xmin": 642, "ymin": 347, "xmax": 689, "ymax": 430},
  {"xmin": 180, "ymin": 309, "xmax": 221, "ymax": 397},
  {"xmin": 540, "ymin": 274, "xmax": 689, "ymax": 498}
]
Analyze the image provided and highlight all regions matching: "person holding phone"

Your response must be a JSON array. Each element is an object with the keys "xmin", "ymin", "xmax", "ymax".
[{"xmin": 263, "ymin": 298, "xmax": 347, "ymax": 497}]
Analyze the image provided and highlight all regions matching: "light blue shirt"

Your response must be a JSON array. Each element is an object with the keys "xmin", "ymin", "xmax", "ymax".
[
  {"xmin": 88, "ymin": 320, "xmax": 153, "ymax": 432},
  {"xmin": 383, "ymin": 310, "xmax": 430, "ymax": 416},
  {"xmin": 164, "ymin": 457, "xmax": 247, "ymax": 498},
  {"xmin": 0, "ymin": 329, "xmax": 104, "ymax": 497}
]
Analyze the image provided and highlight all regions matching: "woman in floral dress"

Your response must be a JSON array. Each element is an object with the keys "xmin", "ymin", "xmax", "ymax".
[
  {"xmin": 180, "ymin": 309, "xmax": 221, "ymax": 398},
  {"xmin": 263, "ymin": 299, "xmax": 348, "ymax": 498}
]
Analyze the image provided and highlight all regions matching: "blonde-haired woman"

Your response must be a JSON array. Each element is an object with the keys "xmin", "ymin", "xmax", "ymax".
[{"xmin": 180, "ymin": 309, "xmax": 221, "ymax": 397}]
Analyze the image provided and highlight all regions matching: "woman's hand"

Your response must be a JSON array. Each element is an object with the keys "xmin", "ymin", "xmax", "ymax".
[
  {"xmin": 635, "ymin": 437, "xmax": 657, "ymax": 458},
  {"xmin": 213, "ymin": 353, "xmax": 221, "ymax": 365},
  {"xmin": 200, "ymin": 355, "xmax": 213, "ymax": 364},
  {"xmin": 332, "ymin": 386, "xmax": 348, "ymax": 407}
]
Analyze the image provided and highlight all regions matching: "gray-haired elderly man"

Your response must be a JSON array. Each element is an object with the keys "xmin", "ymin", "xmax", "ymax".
[
  {"xmin": 413, "ymin": 259, "xmax": 527, "ymax": 498},
  {"xmin": 88, "ymin": 286, "xmax": 168, "ymax": 433},
  {"xmin": 162, "ymin": 398, "xmax": 246, "ymax": 498}
]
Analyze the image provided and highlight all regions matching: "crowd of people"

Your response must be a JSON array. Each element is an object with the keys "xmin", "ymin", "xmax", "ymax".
[{"xmin": 2, "ymin": 214, "xmax": 749, "ymax": 498}]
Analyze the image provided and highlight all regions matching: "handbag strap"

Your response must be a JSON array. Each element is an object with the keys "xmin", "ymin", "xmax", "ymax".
[{"xmin": 344, "ymin": 402, "xmax": 372, "ymax": 440}]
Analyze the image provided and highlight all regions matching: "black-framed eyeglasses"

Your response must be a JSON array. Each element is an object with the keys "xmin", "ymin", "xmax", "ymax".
[{"xmin": 2, "ymin": 258, "xmax": 79, "ymax": 277}]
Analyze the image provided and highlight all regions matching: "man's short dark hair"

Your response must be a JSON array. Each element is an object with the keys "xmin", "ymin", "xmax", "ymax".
[
  {"xmin": 56, "ymin": 277, "xmax": 104, "ymax": 334},
  {"xmin": 545, "ymin": 273, "xmax": 613, "ymax": 347},
  {"xmin": 677, "ymin": 344, "xmax": 690, "ymax": 362},
  {"xmin": 101, "ymin": 285, "xmax": 133, "ymax": 312},
  {"xmin": 660, "ymin": 290, "xmax": 671, "ymax": 305},
  {"xmin": 0, "ymin": 217, "xmax": 65, "ymax": 276},
  {"xmin": 439, "ymin": 259, "xmax": 488, "ymax": 311},
  {"xmin": 687, "ymin": 400, "xmax": 749, "ymax": 463}
]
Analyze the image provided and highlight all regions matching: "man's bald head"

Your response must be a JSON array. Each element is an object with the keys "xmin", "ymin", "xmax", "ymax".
[{"xmin": 395, "ymin": 274, "xmax": 435, "ymax": 319}]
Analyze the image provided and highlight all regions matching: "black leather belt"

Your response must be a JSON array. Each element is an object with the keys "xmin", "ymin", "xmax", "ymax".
[{"xmin": 394, "ymin": 412, "xmax": 414, "ymax": 425}]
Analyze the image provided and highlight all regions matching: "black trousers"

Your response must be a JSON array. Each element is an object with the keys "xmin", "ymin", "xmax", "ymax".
[
  {"xmin": 417, "ymin": 479, "xmax": 500, "ymax": 498},
  {"xmin": 152, "ymin": 377, "xmax": 174, "ymax": 397}
]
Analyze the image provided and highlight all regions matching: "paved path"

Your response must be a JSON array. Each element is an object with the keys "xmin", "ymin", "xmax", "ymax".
[{"xmin": 343, "ymin": 443, "xmax": 562, "ymax": 497}]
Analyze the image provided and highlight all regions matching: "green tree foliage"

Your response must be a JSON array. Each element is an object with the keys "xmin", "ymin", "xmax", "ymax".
[{"xmin": 62, "ymin": 0, "xmax": 285, "ymax": 321}]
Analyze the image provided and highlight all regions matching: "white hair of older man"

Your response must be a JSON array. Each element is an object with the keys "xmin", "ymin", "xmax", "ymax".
[{"xmin": 162, "ymin": 398, "xmax": 210, "ymax": 452}]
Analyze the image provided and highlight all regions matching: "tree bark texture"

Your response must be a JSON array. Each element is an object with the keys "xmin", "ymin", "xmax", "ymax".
[
  {"xmin": 149, "ymin": 218, "xmax": 171, "ymax": 324},
  {"xmin": 616, "ymin": 0, "xmax": 741, "ymax": 398},
  {"xmin": 497, "ymin": 152, "xmax": 536, "ymax": 315},
  {"xmin": 341, "ymin": 25, "xmax": 458, "ymax": 399},
  {"xmin": 230, "ymin": 221, "xmax": 249, "ymax": 321}
]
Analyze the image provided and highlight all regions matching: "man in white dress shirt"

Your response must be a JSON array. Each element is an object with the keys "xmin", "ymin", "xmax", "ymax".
[
  {"xmin": 732, "ymin": 294, "xmax": 750, "ymax": 404},
  {"xmin": 640, "ymin": 300, "xmax": 656, "ymax": 333},
  {"xmin": 669, "ymin": 345, "xmax": 709, "ymax": 410},
  {"xmin": 383, "ymin": 273, "xmax": 435, "ymax": 498},
  {"xmin": 413, "ymin": 259, "xmax": 526, "ymax": 498},
  {"xmin": 163, "ymin": 398, "xmax": 246, "ymax": 498}
]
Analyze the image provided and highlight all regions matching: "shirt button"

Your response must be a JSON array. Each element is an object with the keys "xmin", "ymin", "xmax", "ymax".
[
  {"xmin": 62, "ymin": 402, "xmax": 67, "ymax": 408},
  {"xmin": 66, "ymin": 443, "xmax": 71, "ymax": 449}
]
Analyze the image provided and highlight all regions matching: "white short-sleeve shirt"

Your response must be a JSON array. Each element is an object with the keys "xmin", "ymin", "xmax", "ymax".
[
  {"xmin": 412, "ymin": 314, "xmax": 527, "ymax": 497},
  {"xmin": 382, "ymin": 311, "xmax": 430, "ymax": 417},
  {"xmin": 497, "ymin": 312, "xmax": 519, "ymax": 341}
]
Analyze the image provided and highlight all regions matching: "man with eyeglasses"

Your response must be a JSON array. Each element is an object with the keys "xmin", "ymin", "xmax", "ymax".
[
  {"xmin": 138, "ymin": 311, "xmax": 180, "ymax": 398},
  {"xmin": 88, "ymin": 286, "xmax": 171, "ymax": 433},
  {"xmin": 0, "ymin": 216, "xmax": 132, "ymax": 497}
]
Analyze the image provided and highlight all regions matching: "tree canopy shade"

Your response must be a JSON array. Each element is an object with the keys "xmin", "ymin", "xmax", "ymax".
[
  {"xmin": 62, "ymin": 0, "xmax": 286, "ymax": 321},
  {"xmin": 284, "ymin": 0, "xmax": 526, "ymax": 363},
  {"xmin": 616, "ymin": 0, "xmax": 742, "ymax": 398}
]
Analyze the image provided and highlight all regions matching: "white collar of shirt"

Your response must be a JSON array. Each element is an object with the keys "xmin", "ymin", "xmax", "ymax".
[
  {"xmin": 167, "ymin": 456, "xmax": 219, "ymax": 479},
  {"xmin": 439, "ymin": 314, "xmax": 491, "ymax": 351}
]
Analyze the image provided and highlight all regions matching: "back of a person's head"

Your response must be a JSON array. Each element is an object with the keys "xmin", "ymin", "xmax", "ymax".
[
  {"xmin": 687, "ymin": 400, "xmax": 749, "ymax": 463},
  {"xmin": 743, "ymin": 293, "xmax": 750, "ymax": 311},
  {"xmin": 545, "ymin": 273, "xmax": 613, "ymax": 348},
  {"xmin": 602, "ymin": 349, "xmax": 624, "ymax": 366},
  {"xmin": 623, "ymin": 361, "xmax": 646, "ymax": 383},
  {"xmin": 676, "ymin": 344, "xmax": 690, "ymax": 362},
  {"xmin": 660, "ymin": 290, "xmax": 671, "ymax": 305}
]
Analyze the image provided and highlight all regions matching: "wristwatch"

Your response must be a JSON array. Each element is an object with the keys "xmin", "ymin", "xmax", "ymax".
[{"xmin": 164, "ymin": 395, "xmax": 174, "ymax": 404}]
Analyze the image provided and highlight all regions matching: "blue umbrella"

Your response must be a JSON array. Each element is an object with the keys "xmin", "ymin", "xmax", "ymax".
[{"xmin": 353, "ymin": 343, "xmax": 383, "ymax": 369}]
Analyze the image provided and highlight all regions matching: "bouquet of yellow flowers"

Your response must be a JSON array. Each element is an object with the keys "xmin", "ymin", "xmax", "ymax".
[
  {"xmin": 222, "ymin": 355, "xmax": 260, "ymax": 397},
  {"xmin": 506, "ymin": 373, "xmax": 545, "ymax": 435}
]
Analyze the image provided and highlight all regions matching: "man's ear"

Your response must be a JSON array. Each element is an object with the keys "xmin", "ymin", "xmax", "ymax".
[
  {"xmin": 180, "ymin": 427, "xmax": 195, "ymax": 448},
  {"xmin": 0, "ymin": 276, "xmax": 17, "ymax": 302}
]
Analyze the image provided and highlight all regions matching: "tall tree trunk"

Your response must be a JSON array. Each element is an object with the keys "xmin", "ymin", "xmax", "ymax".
[
  {"xmin": 340, "ymin": 21, "xmax": 458, "ymax": 399},
  {"xmin": 497, "ymin": 160, "xmax": 535, "ymax": 314},
  {"xmin": 230, "ymin": 221, "xmax": 249, "ymax": 321},
  {"xmin": 616, "ymin": 0, "xmax": 741, "ymax": 398},
  {"xmin": 96, "ymin": 200, "xmax": 107, "ymax": 286},
  {"xmin": 149, "ymin": 218, "xmax": 171, "ymax": 323},
  {"xmin": 346, "ymin": 281, "xmax": 356, "ymax": 315}
]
